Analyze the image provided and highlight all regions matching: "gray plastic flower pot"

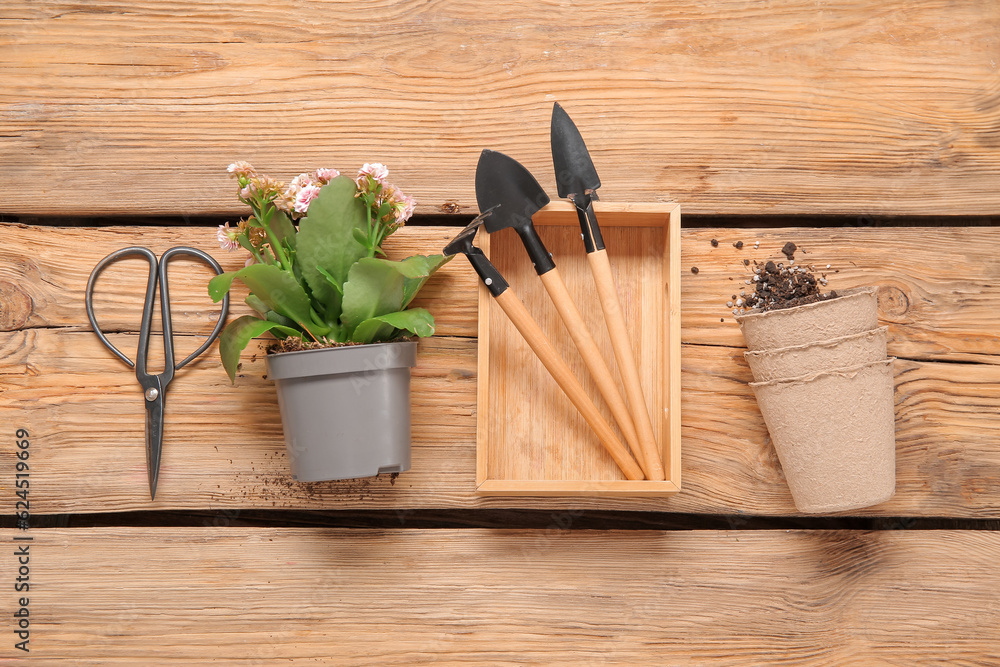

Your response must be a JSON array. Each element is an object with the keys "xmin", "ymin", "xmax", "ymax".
[
  {"xmin": 750, "ymin": 358, "xmax": 897, "ymax": 513},
  {"xmin": 744, "ymin": 326, "xmax": 889, "ymax": 383},
  {"xmin": 736, "ymin": 286, "xmax": 880, "ymax": 351},
  {"xmin": 265, "ymin": 341, "xmax": 417, "ymax": 482}
]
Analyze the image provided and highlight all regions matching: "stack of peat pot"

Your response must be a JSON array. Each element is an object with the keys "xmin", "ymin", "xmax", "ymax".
[{"xmin": 736, "ymin": 286, "xmax": 896, "ymax": 513}]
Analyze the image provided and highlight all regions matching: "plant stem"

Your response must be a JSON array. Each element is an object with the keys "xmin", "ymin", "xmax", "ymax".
[
  {"xmin": 366, "ymin": 196, "xmax": 377, "ymax": 258},
  {"xmin": 260, "ymin": 204, "xmax": 291, "ymax": 270}
]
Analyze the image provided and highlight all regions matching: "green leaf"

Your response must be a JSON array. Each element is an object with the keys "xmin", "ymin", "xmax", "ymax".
[
  {"xmin": 358, "ymin": 255, "xmax": 451, "ymax": 307},
  {"xmin": 208, "ymin": 271, "xmax": 237, "ymax": 303},
  {"xmin": 397, "ymin": 255, "xmax": 451, "ymax": 307},
  {"xmin": 219, "ymin": 315, "xmax": 299, "ymax": 384},
  {"xmin": 245, "ymin": 294, "xmax": 269, "ymax": 316},
  {"xmin": 230, "ymin": 263, "xmax": 331, "ymax": 338},
  {"xmin": 340, "ymin": 258, "xmax": 406, "ymax": 337},
  {"xmin": 246, "ymin": 295, "xmax": 301, "ymax": 338},
  {"xmin": 350, "ymin": 318, "xmax": 394, "ymax": 344},
  {"xmin": 351, "ymin": 308, "xmax": 435, "ymax": 344},
  {"xmin": 295, "ymin": 175, "xmax": 368, "ymax": 323},
  {"xmin": 315, "ymin": 265, "xmax": 344, "ymax": 297},
  {"xmin": 268, "ymin": 209, "xmax": 297, "ymax": 250},
  {"xmin": 265, "ymin": 310, "xmax": 298, "ymax": 329},
  {"xmin": 238, "ymin": 236, "xmax": 258, "ymax": 256}
]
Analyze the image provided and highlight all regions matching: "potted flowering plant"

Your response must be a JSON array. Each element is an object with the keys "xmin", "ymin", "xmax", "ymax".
[{"xmin": 210, "ymin": 161, "xmax": 448, "ymax": 482}]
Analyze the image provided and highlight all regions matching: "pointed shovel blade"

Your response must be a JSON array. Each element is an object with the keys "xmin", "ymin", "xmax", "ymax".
[
  {"xmin": 475, "ymin": 149, "xmax": 550, "ymax": 234},
  {"xmin": 550, "ymin": 102, "xmax": 601, "ymax": 201}
]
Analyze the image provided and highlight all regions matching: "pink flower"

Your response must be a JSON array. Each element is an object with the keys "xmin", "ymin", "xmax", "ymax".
[
  {"xmin": 313, "ymin": 168, "xmax": 339, "ymax": 184},
  {"xmin": 217, "ymin": 223, "xmax": 240, "ymax": 251},
  {"xmin": 395, "ymin": 193, "xmax": 416, "ymax": 223},
  {"xmin": 357, "ymin": 162, "xmax": 389, "ymax": 185},
  {"xmin": 227, "ymin": 161, "xmax": 256, "ymax": 179},
  {"xmin": 294, "ymin": 184, "xmax": 322, "ymax": 214}
]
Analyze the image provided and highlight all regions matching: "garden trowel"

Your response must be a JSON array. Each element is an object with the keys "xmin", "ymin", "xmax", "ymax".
[
  {"xmin": 475, "ymin": 149, "xmax": 649, "ymax": 478},
  {"xmin": 550, "ymin": 102, "xmax": 664, "ymax": 480},
  {"xmin": 443, "ymin": 211, "xmax": 644, "ymax": 481}
]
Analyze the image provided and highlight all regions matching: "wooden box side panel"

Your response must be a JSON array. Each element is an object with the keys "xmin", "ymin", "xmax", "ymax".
[
  {"xmin": 666, "ymin": 205, "xmax": 682, "ymax": 487},
  {"xmin": 477, "ymin": 203, "xmax": 678, "ymax": 493}
]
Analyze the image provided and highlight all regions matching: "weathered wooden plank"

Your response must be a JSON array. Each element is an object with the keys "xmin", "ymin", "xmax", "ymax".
[
  {"xmin": 2, "ymin": 528, "xmax": 998, "ymax": 664},
  {"xmin": 4, "ymin": 223, "xmax": 1000, "ymax": 514},
  {"xmin": 4, "ymin": 329, "xmax": 1000, "ymax": 516},
  {"xmin": 682, "ymin": 227, "xmax": 1000, "ymax": 363},
  {"xmin": 0, "ymin": 224, "xmax": 478, "ymax": 337},
  {"xmin": 2, "ymin": 1, "xmax": 999, "ymax": 216},
  {"xmin": 5, "ymin": 223, "xmax": 1000, "ymax": 362}
]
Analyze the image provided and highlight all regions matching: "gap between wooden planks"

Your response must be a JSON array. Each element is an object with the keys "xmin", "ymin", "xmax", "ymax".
[
  {"xmin": 2, "ymin": 224, "xmax": 1000, "ymax": 515},
  {"xmin": 1, "ymin": 528, "xmax": 998, "ymax": 665},
  {"xmin": 1, "ymin": 1, "xmax": 999, "ymax": 216}
]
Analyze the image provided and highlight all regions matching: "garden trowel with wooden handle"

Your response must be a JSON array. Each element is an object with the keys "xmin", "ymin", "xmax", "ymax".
[
  {"xmin": 475, "ymin": 149, "xmax": 650, "ymax": 478},
  {"xmin": 443, "ymin": 211, "xmax": 644, "ymax": 481},
  {"xmin": 550, "ymin": 102, "xmax": 664, "ymax": 481}
]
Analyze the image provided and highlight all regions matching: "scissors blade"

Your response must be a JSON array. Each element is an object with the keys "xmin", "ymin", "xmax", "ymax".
[{"xmin": 143, "ymin": 378, "xmax": 164, "ymax": 500}]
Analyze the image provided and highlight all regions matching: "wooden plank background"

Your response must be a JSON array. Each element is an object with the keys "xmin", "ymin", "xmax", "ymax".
[
  {"xmin": 4, "ymin": 1, "xmax": 1000, "ymax": 663},
  {"xmin": 3, "ymin": 222, "xmax": 1000, "ymax": 516},
  {"xmin": 3, "ymin": 527, "xmax": 998, "ymax": 664},
  {"xmin": 2, "ymin": 0, "xmax": 1000, "ymax": 216}
]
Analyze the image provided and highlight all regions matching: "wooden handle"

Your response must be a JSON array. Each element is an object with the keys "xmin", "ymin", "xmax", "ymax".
[
  {"xmin": 538, "ymin": 268, "xmax": 647, "ymax": 476},
  {"xmin": 587, "ymin": 249, "xmax": 665, "ymax": 481},
  {"xmin": 493, "ymin": 289, "xmax": 645, "ymax": 481}
]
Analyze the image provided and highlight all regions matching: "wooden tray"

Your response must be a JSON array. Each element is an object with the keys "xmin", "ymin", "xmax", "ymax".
[{"xmin": 476, "ymin": 202, "xmax": 681, "ymax": 496}]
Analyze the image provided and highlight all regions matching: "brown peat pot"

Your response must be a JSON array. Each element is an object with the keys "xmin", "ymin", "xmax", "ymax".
[
  {"xmin": 750, "ymin": 358, "xmax": 897, "ymax": 513},
  {"xmin": 736, "ymin": 286, "xmax": 879, "ymax": 351},
  {"xmin": 744, "ymin": 326, "xmax": 889, "ymax": 383}
]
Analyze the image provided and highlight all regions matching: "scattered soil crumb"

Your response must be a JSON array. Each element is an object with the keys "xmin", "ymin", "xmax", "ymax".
[{"xmin": 723, "ymin": 241, "xmax": 839, "ymax": 313}]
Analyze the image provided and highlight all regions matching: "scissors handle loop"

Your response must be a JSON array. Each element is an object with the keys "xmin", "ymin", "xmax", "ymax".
[
  {"xmin": 85, "ymin": 246, "xmax": 229, "ymax": 377},
  {"xmin": 160, "ymin": 247, "xmax": 230, "ymax": 371}
]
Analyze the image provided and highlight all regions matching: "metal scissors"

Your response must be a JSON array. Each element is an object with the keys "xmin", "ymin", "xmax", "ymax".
[{"xmin": 85, "ymin": 246, "xmax": 229, "ymax": 500}]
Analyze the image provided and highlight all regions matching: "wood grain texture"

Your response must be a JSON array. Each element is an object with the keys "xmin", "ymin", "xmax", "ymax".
[
  {"xmin": 491, "ymin": 288, "xmax": 645, "ymax": 482},
  {"xmin": 589, "ymin": 248, "xmax": 665, "ymax": 481},
  {"xmin": 4, "ymin": 330, "xmax": 1000, "ymax": 515},
  {"xmin": 6, "ymin": 223, "xmax": 1000, "ymax": 362},
  {"xmin": 2, "ymin": 1, "xmax": 999, "ymax": 216},
  {"xmin": 477, "ymin": 203, "xmax": 678, "ymax": 494},
  {"xmin": 0, "ymin": 224, "xmax": 479, "ymax": 337},
  {"xmin": 537, "ymin": 267, "xmax": 643, "ymax": 474},
  {"xmin": 682, "ymin": 226, "xmax": 1000, "ymax": 362},
  {"xmin": 2, "ymin": 527, "xmax": 999, "ymax": 664},
  {"xmin": 3, "ymin": 224, "xmax": 1000, "ymax": 515}
]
